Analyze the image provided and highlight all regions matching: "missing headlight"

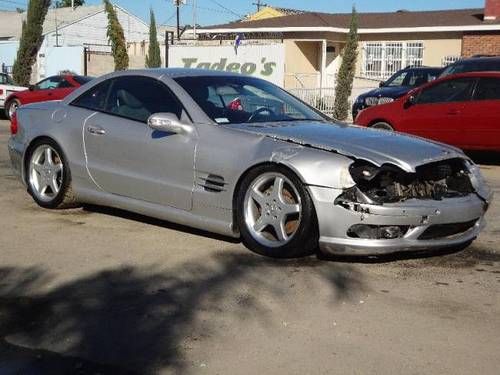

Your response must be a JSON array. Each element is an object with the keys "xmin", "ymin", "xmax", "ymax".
[{"xmin": 344, "ymin": 159, "xmax": 475, "ymax": 204}]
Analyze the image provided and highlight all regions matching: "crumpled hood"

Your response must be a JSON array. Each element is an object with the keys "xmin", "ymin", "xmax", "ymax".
[{"xmin": 228, "ymin": 121, "xmax": 465, "ymax": 172}]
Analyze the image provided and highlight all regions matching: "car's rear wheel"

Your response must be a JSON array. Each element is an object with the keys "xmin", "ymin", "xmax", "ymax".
[
  {"xmin": 5, "ymin": 98, "xmax": 20, "ymax": 120},
  {"xmin": 26, "ymin": 139, "xmax": 78, "ymax": 209},
  {"xmin": 237, "ymin": 165, "xmax": 318, "ymax": 258},
  {"xmin": 371, "ymin": 121, "xmax": 394, "ymax": 131}
]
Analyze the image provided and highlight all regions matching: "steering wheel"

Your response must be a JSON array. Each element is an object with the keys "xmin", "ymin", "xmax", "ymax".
[{"xmin": 248, "ymin": 107, "xmax": 276, "ymax": 122}]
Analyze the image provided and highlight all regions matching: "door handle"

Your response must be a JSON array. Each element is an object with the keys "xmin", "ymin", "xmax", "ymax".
[
  {"xmin": 87, "ymin": 125, "xmax": 106, "ymax": 135},
  {"xmin": 447, "ymin": 109, "xmax": 460, "ymax": 115}
]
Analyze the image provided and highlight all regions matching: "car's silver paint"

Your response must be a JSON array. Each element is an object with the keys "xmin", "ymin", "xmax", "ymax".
[{"xmin": 8, "ymin": 69, "xmax": 492, "ymax": 254}]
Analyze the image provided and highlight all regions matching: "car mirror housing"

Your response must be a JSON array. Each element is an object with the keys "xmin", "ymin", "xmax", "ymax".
[
  {"xmin": 148, "ymin": 113, "xmax": 193, "ymax": 135},
  {"xmin": 404, "ymin": 94, "xmax": 417, "ymax": 109},
  {"xmin": 28, "ymin": 85, "xmax": 35, "ymax": 91},
  {"xmin": 379, "ymin": 81, "xmax": 385, "ymax": 88}
]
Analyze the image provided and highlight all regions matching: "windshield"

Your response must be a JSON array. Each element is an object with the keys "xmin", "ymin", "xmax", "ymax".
[
  {"xmin": 174, "ymin": 76, "xmax": 327, "ymax": 124},
  {"xmin": 384, "ymin": 69, "xmax": 440, "ymax": 87}
]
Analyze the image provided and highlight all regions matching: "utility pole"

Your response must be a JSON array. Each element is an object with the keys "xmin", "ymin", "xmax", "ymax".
[
  {"xmin": 173, "ymin": 0, "xmax": 184, "ymax": 41},
  {"xmin": 192, "ymin": 0, "xmax": 197, "ymax": 38},
  {"xmin": 252, "ymin": 0, "xmax": 267, "ymax": 12}
]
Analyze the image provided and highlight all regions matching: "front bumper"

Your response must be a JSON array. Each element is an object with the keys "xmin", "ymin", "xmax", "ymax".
[{"xmin": 309, "ymin": 186, "xmax": 490, "ymax": 256}]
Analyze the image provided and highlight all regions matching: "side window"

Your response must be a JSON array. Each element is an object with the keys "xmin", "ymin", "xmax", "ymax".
[
  {"xmin": 474, "ymin": 78, "xmax": 500, "ymax": 101},
  {"xmin": 417, "ymin": 78, "xmax": 475, "ymax": 104},
  {"xmin": 71, "ymin": 80, "xmax": 111, "ymax": 111},
  {"xmin": 58, "ymin": 79, "xmax": 73, "ymax": 88},
  {"xmin": 104, "ymin": 76, "xmax": 183, "ymax": 123},
  {"xmin": 36, "ymin": 76, "xmax": 62, "ymax": 90}
]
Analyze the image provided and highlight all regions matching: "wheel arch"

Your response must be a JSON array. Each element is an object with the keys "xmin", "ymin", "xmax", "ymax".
[
  {"xmin": 368, "ymin": 118, "xmax": 394, "ymax": 129},
  {"xmin": 231, "ymin": 161, "xmax": 307, "ymax": 233}
]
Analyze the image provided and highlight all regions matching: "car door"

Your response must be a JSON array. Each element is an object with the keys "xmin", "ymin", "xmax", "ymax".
[
  {"xmin": 398, "ymin": 77, "xmax": 476, "ymax": 147},
  {"xmin": 460, "ymin": 77, "xmax": 500, "ymax": 150},
  {"xmin": 74, "ymin": 75, "xmax": 197, "ymax": 211}
]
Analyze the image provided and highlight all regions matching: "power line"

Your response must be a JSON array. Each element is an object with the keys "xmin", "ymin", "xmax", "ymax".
[{"xmin": 207, "ymin": 0, "xmax": 242, "ymax": 18}]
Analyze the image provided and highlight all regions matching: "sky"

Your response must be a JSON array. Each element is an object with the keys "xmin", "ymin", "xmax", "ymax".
[{"xmin": 0, "ymin": 0, "xmax": 487, "ymax": 26}]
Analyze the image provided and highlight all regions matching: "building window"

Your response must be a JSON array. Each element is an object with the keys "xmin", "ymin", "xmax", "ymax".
[
  {"xmin": 362, "ymin": 41, "xmax": 424, "ymax": 79},
  {"xmin": 442, "ymin": 55, "xmax": 460, "ymax": 67}
]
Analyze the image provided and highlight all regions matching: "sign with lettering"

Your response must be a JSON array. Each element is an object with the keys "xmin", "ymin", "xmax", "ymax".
[{"xmin": 169, "ymin": 44, "xmax": 285, "ymax": 86}]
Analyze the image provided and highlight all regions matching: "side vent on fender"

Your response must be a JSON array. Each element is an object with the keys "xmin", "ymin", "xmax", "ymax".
[{"xmin": 198, "ymin": 174, "xmax": 227, "ymax": 193}]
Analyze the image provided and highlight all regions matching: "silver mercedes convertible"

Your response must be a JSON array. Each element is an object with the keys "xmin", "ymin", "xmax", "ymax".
[{"xmin": 8, "ymin": 69, "xmax": 492, "ymax": 258}]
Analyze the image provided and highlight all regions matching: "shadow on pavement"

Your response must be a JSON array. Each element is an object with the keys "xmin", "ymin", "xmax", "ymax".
[{"xmin": 0, "ymin": 253, "xmax": 365, "ymax": 374}]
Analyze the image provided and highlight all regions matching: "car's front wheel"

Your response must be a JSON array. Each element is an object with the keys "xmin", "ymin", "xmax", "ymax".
[
  {"xmin": 26, "ymin": 139, "xmax": 78, "ymax": 209},
  {"xmin": 237, "ymin": 165, "xmax": 318, "ymax": 258},
  {"xmin": 5, "ymin": 98, "xmax": 20, "ymax": 120}
]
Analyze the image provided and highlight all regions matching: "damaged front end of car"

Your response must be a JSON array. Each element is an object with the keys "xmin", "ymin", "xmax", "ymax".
[{"xmin": 314, "ymin": 157, "xmax": 492, "ymax": 255}]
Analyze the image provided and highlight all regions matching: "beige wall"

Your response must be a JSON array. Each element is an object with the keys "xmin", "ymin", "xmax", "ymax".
[
  {"xmin": 422, "ymin": 38, "xmax": 462, "ymax": 66},
  {"xmin": 284, "ymin": 40, "xmax": 320, "ymax": 88}
]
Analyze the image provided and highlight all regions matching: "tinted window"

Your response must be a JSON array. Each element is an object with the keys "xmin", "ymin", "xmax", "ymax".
[
  {"xmin": 417, "ymin": 78, "xmax": 475, "ymax": 104},
  {"xmin": 58, "ymin": 79, "xmax": 73, "ymax": 88},
  {"xmin": 105, "ymin": 76, "xmax": 183, "ymax": 123},
  {"xmin": 474, "ymin": 78, "xmax": 500, "ymax": 100},
  {"xmin": 73, "ymin": 75, "xmax": 94, "ymax": 85},
  {"xmin": 441, "ymin": 59, "xmax": 500, "ymax": 77},
  {"xmin": 71, "ymin": 80, "xmax": 112, "ymax": 111}
]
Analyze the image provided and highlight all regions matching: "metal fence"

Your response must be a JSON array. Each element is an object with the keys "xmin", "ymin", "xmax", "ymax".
[
  {"xmin": 289, "ymin": 85, "xmax": 377, "ymax": 121},
  {"xmin": 1, "ymin": 63, "xmax": 13, "ymax": 74}
]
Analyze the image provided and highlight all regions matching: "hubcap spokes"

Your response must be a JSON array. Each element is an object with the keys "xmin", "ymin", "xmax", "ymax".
[
  {"xmin": 29, "ymin": 146, "xmax": 63, "ymax": 202},
  {"xmin": 245, "ymin": 173, "xmax": 302, "ymax": 247}
]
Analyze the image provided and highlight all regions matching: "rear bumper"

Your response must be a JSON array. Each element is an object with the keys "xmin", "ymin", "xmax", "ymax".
[
  {"xmin": 309, "ymin": 186, "xmax": 490, "ymax": 256},
  {"xmin": 8, "ymin": 136, "xmax": 25, "ymax": 185}
]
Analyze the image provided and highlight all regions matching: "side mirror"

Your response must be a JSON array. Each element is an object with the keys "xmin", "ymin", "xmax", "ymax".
[
  {"xmin": 147, "ymin": 113, "xmax": 193, "ymax": 134},
  {"xmin": 28, "ymin": 85, "xmax": 35, "ymax": 91},
  {"xmin": 379, "ymin": 81, "xmax": 385, "ymax": 88},
  {"xmin": 404, "ymin": 95, "xmax": 417, "ymax": 109}
]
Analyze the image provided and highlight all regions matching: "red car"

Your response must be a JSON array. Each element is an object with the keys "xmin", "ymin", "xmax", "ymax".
[
  {"xmin": 355, "ymin": 72, "xmax": 500, "ymax": 151},
  {"xmin": 4, "ymin": 74, "xmax": 93, "ymax": 119}
]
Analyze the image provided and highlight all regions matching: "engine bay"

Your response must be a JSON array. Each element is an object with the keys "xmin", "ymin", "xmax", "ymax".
[{"xmin": 340, "ymin": 158, "xmax": 475, "ymax": 204}]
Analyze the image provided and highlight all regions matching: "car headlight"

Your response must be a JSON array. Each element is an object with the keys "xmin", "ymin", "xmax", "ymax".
[
  {"xmin": 378, "ymin": 97, "xmax": 394, "ymax": 105},
  {"xmin": 355, "ymin": 96, "xmax": 364, "ymax": 104}
]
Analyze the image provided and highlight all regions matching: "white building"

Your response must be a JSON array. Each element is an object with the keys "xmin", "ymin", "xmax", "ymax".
[{"xmin": 0, "ymin": 3, "xmax": 155, "ymax": 81}]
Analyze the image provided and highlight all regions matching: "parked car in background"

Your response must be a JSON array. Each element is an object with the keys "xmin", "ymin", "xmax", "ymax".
[
  {"xmin": 354, "ymin": 72, "xmax": 500, "ymax": 151},
  {"xmin": 352, "ymin": 66, "xmax": 442, "ymax": 119},
  {"xmin": 8, "ymin": 69, "xmax": 491, "ymax": 258},
  {"xmin": 440, "ymin": 56, "xmax": 500, "ymax": 77},
  {"xmin": 4, "ymin": 74, "xmax": 93, "ymax": 119},
  {"xmin": 0, "ymin": 73, "xmax": 26, "ymax": 116}
]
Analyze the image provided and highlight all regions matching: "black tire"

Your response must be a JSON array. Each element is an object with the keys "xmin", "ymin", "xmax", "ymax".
[
  {"xmin": 370, "ymin": 121, "xmax": 394, "ymax": 131},
  {"xmin": 236, "ymin": 164, "xmax": 319, "ymax": 258},
  {"xmin": 25, "ymin": 138, "xmax": 78, "ymax": 209},
  {"xmin": 5, "ymin": 98, "xmax": 20, "ymax": 120}
]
